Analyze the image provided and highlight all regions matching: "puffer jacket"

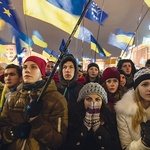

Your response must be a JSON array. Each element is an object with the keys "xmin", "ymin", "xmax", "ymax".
[
  {"xmin": 115, "ymin": 90, "xmax": 150, "ymax": 150},
  {"xmin": 0, "ymin": 80, "xmax": 68, "ymax": 150}
]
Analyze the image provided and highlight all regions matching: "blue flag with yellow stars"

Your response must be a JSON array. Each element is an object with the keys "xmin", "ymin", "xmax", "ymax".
[{"xmin": 0, "ymin": 0, "xmax": 21, "ymax": 31}]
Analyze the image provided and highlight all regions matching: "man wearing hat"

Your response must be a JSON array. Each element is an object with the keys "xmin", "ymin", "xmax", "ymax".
[
  {"xmin": 115, "ymin": 67, "xmax": 150, "ymax": 149},
  {"xmin": 0, "ymin": 56, "xmax": 68, "ymax": 150}
]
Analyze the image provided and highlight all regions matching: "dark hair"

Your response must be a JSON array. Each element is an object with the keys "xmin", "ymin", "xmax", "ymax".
[
  {"xmin": 145, "ymin": 59, "xmax": 150, "ymax": 67},
  {"xmin": 5, "ymin": 64, "xmax": 22, "ymax": 77},
  {"xmin": 117, "ymin": 59, "xmax": 136, "ymax": 76}
]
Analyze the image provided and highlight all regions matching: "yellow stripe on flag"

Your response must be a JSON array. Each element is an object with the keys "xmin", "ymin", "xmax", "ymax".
[
  {"xmin": 116, "ymin": 35, "xmax": 134, "ymax": 46},
  {"xmin": 0, "ymin": 44, "xmax": 6, "ymax": 54},
  {"xmin": 23, "ymin": 0, "xmax": 80, "ymax": 37},
  {"xmin": 144, "ymin": 0, "xmax": 150, "ymax": 7},
  {"xmin": 32, "ymin": 35, "xmax": 48, "ymax": 48}
]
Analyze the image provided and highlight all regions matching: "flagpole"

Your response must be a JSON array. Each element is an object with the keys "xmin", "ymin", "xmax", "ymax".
[{"xmin": 37, "ymin": 0, "xmax": 93, "ymax": 102}]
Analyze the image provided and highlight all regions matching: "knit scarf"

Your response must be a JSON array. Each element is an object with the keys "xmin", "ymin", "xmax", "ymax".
[{"xmin": 23, "ymin": 80, "xmax": 45, "ymax": 91}]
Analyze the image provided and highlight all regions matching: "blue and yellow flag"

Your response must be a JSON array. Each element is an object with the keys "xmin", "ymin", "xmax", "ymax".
[
  {"xmin": 11, "ymin": 28, "xmax": 33, "ymax": 47},
  {"xmin": 91, "ymin": 35, "xmax": 106, "ymax": 57},
  {"xmin": 108, "ymin": 33, "xmax": 128, "ymax": 50},
  {"xmin": 77, "ymin": 26, "xmax": 92, "ymax": 43},
  {"xmin": 85, "ymin": 1, "xmax": 108, "ymax": 25},
  {"xmin": 32, "ymin": 30, "xmax": 47, "ymax": 48},
  {"xmin": 0, "ymin": 0, "xmax": 23, "ymax": 65},
  {"xmin": 115, "ymin": 29, "xmax": 134, "ymax": 46},
  {"xmin": 42, "ymin": 48, "xmax": 58, "ymax": 62},
  {"xmin": 0, "ymin": 0, "xmax": 21, "ymax": 31},
  {"xmin": 23, "ymin": 0, "xmax": 85, "ymax": 36}
]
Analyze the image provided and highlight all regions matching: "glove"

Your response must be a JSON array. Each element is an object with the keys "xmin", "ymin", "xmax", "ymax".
[
  {"xmin": 10, "ymin": 122, "xmax": 31, "ymax": 140},
  {"xmin": 26, "ymin": 99, "xmax": 43, "ymax": 118},
  {"xmin": 92, "ymin": 102, "xmax": 100, "ymax": 132},
  {"xmin": 84, "ymin": 102, "xmax": 93, "ymax": 130},
  {"xmin": 140, "ymin": 120, "xmax": 150, "ymax": 147}
]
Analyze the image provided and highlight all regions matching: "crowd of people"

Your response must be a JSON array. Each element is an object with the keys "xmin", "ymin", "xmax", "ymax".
[{"xmin": 0, "ymin": 55, "xmax": 149, "ymax": 150}]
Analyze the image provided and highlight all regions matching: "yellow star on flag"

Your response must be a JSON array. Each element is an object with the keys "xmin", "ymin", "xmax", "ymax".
[{"xmin": 3, "ymin": 8, "xmax": 11, "ymax": 17}]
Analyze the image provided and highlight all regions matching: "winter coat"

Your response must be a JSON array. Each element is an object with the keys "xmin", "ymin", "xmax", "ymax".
[
  {"xmin": 115, "ymin": 90, "xmax": 150, "ymax": 150},
  {"xmin": 0, "ymin": 80, "xmax": 68, "ymax": 150}
]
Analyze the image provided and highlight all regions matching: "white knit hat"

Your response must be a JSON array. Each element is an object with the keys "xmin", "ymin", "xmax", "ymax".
[
  {"xmin": 134, "ymin": 67, "xmax": 150, "ymax": 89},
  {"xmin": 77, "ymin": 82, "xmax": 108, "ymax": 104}
]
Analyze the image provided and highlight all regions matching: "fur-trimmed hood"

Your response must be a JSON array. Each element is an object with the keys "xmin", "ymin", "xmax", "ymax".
[{"xmin": 115, "ymin": 89, "xmax": 138, "ymax": 116}]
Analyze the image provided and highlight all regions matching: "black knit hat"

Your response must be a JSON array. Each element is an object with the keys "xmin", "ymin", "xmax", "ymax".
[
  {"xmin": 87, "ymin": 63, "xmax": 99, "ymax": 71},
  {"xmin": 117, "ymin": 68, "xmax": 126, "ymax": 77},
  {"xmin": 134, "ymin": 67, "xmax": 150, "ymax": 89}
]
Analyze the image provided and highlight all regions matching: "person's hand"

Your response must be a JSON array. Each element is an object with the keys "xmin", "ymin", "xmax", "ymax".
[
  {"xmin": 92, "ymin": 102, "xmax": 100, "ymax": 132},
  {"xmin": 10, "ymin": 122, "xmax": 31, "ymax": 140},
  {"xmin": 26, "ymin": 99, "xmax": 43, "ymax": 118},
  {"xmin": 140, "ymin": 120, "xmax": 150, "ymax": 147},
  {"xmin": 84, "ymin": 102, "xmax": 93, "ymax": 130}
]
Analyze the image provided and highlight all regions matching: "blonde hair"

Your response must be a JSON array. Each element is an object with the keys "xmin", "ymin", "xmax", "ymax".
[{"xmin": 132, "ymin": 87, "xmax": 144, "ymax": 131}]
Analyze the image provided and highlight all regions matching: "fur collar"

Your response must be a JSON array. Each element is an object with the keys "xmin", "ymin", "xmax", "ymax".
[{"xmin": 115, "ymin": 89, "xmax": 138, "ymax": 116}]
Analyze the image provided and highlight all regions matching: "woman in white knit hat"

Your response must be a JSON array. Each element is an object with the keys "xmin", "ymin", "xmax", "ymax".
[
  {"xmin": 115, "ymin": 67, "xmax": 150, "ymax": 150},
  {"xmin": 65, "ymin": 82, "xmax": 121, "ymax": 150}
]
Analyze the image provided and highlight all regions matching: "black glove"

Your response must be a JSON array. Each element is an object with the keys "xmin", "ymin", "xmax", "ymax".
[
  {"xmin": 26, "ymin": 99, "xmax": 43, "ymax": 118},
  {"xmin": 140, "ymin": 120, "xmax": 150, "ymax": 147},
  {"xmin": 10, "ymin": 122, "xmax": 31, "ymax": 140}
]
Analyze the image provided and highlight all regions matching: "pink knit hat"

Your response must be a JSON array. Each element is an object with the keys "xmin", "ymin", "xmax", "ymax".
[{"xmin": 24, "ymin": 56, "xmax": 46, "ymax": 77}]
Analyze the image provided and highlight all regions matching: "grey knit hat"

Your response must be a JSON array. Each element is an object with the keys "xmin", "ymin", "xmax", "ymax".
[
  {"xmin": 134, "ymin": 67, "xmax": 150, "ymax": 89},
  {"xmin": 77, "ymin": 82, "xmax": 108, "ymax": 104}
]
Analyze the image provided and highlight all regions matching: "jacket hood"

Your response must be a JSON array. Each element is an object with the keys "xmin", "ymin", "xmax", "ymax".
[
  {"xmin": 58, "ymin": 54, "xmax": 78, "ymax": 86},
  {"xmin": 115, "ymin": 90, "xmax": 138, "ymax": 116},
  {"xmin": 117, "ymin": 59, "xmax": 136, "ymax": 76}
]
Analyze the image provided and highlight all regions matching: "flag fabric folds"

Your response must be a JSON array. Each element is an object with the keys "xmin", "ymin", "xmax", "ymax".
[
  {"xmin": 115, "ymin": 29, "xmax": 134, "ymax": 46},
  {"xmin": 108, "ymin": 33, "xmax": 128, "ymax": 50},
  {"xmin": 32, "ymin": 30, "xmax": 48, "ymax": 48},
  {"xmin": 0, "ymin": 0, "xmax": 23, "ymax": 65},
  {"xmin": 59, "ymin": 39, "xmax": 69, "ymax": 54},
  {"xmin": 91, "ymin": 35, "xmax": 106, "ymax": 57},
  {"xmin": 85, "ymin": 1, "xmax": 108, "ymax": 25},
  {"xmin": 144, "ymin": 0, "xmax": 150, "ymax": 7},
  {"xmin": 23, "ymin": 0, "xmax": 84, "ymax": 36},
  {"xmin": 11, "ymin": 28, "xmax": 34, "ymax": 47},
  {"xmin": 77, "ymin": 26, "xmax": 92, "ymax": 43},
  {"xmin": 42, "ymin": 48, "xmax": 58, "ymax": 62},
  {"xmin": 0, "ymin": 0, "xmax": 21, "ymax": 31}
]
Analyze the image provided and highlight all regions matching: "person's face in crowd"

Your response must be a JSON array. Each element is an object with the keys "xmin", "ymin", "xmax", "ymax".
[
  {"xmin": 106, "ymin": 78, "xmax": 119, "ymax": 93},
  {"xmin": 120, "ymin": 74, "xmax": 126, "ymax": 86},
  {"xmin": 22, "ymin": 61, "xmax": 42, "ymax": 84},
  {"xmin": 46, "ymin": 61, "xmax": 54, "ymax": 73},
  {"xmin": 84, "ymin": 94, "xmax": 102, "ymax": 109},
  {"xmin": 121, "ymin": 62, "xmax": 132, "ymax": 75},
  {"xmin": 88, "ymin": 67, "xmax": 99, "ymax": 78},
  {"xmin": 62, "ymin": 61, "xmax": 75, "ymax": 81},
  {"xmin": 0, "ymin": 66, "xmax": 4, "ymax": 76},
  {"xmin": 138, "ymin": 79, "xmax": 150, "ymax": 103},
  {"xmin": 4, "ymin": 68, "xmax": 22, "ymax": 90}
]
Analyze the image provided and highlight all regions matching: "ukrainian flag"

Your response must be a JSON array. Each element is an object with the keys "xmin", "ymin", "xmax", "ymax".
[
  {"xmin": 115, "ymin": 29, "xmax": 134, "ymax": 46},
  {"xmin": 23, "ymin": 0, "xmax": 85, "ymax": 37},
  {"xmin": 42, "ymin": 48, "xmax": 58, "ymax": 62},
  {"xmin": 91, "ymin": 35, "xmax": 106, "ymax": 57}
]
